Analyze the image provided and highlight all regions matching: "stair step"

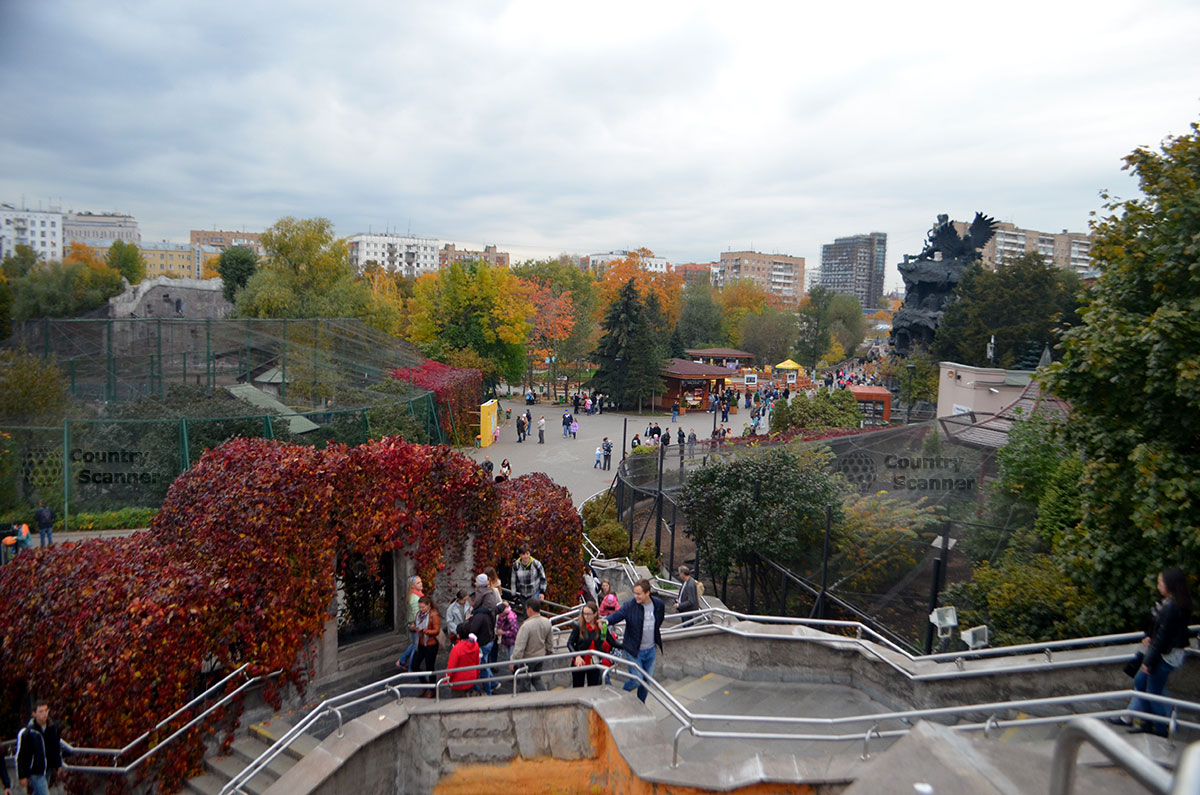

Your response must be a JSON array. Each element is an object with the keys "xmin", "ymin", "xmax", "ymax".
[
  {"xmin": 249, "ymin": 718, "xmax": 321, "ymax": 760},
  {"xmin": 205, "ymin": 753, "xmax": 276, "ymax": 795},
  {"xmin": 230, "ymin": 735, "xmax": 296, "ymax": 779},
  {"xmin": 185, "ymin": 773, "xmax": 225, "ymax": 795},
  {"xmin": 669, "ymin": 672, "xmax": 732, "ymax": 703}
]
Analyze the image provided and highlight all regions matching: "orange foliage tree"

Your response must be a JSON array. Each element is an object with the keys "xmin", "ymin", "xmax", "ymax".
[
  {"xmin": 716, "ymin": 278, "xmax": 782, "ymax": 345},
  {"xmin": 523, "ymin": 280, "xmax": 576, "ymax": 395},
  {"xmin": 596, "ymin": 248, "xmax": 684, "ymax": 330}
]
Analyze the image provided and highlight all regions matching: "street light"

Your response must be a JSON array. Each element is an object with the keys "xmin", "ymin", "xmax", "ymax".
[{"xmin": 905, "ymin": 364, "xmax": 916, "ymax": 425}]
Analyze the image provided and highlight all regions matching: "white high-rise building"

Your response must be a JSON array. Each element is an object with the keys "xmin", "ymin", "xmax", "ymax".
[
  {"xmin": 346, "ymin": 233, "xmax": 439, "ymax": 277},
  {"xmin": 0, "ymin": 204, "xmax": 64, "ymax": 262}
]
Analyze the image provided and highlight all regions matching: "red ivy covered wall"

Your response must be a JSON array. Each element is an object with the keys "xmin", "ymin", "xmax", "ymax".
[
  {"xmin": 392, "ymin": 361, "xmax": 482, "ymax": 445},
  {"xmin": 0, "ymin": 435, "xmax": 526, "ymax": 792}
]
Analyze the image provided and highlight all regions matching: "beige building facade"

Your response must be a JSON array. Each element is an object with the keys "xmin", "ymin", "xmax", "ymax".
[
  {"xmin": 953, "ymin": 220, "xmax": 1093, "ymax": 276},
  {"xmin": 716, "ymin": 250, "xmax": 805, "ymax": 305}
]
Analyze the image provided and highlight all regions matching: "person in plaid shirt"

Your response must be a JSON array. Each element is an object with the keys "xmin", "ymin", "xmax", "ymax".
[{"xmin": 510, "ymin": 544, "xmax": 546, "ymax": 608}]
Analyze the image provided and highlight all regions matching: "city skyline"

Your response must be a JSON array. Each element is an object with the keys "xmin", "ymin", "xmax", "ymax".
[{"xmin": 2, "ymin": 1, "xmax": 1198, "ymax": 292}]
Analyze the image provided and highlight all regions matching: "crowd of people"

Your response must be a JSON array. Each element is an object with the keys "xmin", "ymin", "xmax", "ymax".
[{"xmin": 393, "ymin": 544, "xmax": 703, "ymax": 701}]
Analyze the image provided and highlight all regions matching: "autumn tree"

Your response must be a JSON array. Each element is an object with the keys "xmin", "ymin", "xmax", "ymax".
[
  {"xmin": 933, "ymin": 253, "xmax": 1081, "ymax": 368},
  {"xmin": 106, "ymin": 239, "xmax": 145, "ymax": 284},
  {"xmin": 525, "ymin": 283, "xmax": 576, "ymax": 395},
  {"xmin": 216, "ymin": 245, "xmax": 258, "ymax": 302},
  {"xmin": 1044, "ymin": 120, "xmax": 1200, "ymax": 630},
  {"xmin": 512, "ymin": 257, "xmax": 598, "ymax": 397},
  {"xmin": 405, "ymin": 259, "xmax": 532, "ymax": 390},
  {"xmin": 12, "ymin": 255, "xmax": 124, "ymax": 321},
  {"xmin": 716, "ymin": 278, "xmax": 777, "ymax": 345},
  {"xmin": 596, "ymin": 249, "xmax": 684, "ymax": 330}
]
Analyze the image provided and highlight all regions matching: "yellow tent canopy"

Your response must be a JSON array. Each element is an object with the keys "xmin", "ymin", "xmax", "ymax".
[{"xmin": 775, "ymin": 359, "xmax": 803, "ymax": 371}]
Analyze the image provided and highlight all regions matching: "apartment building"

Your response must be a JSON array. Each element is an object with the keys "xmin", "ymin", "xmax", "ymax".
[
  {"xmin": 439, "ymin": 243, "xmax": 510, "ymax": 269},
  {"xmin": 65, "ymin": 211, "xmax": 140, "ymax": 246},
  {"xmin": 716, "ymin": 250, "xmax": 804, "ymax": 304},
  {"xmin": 189, "ymin": 229, "xmax": 265, "ymax": 257},
  {"xmin": 819, "ymin": 232, "xmax": 887, "ymax": 310},
  {"xmin": 346, "ymin": 233, "xmax": 439, "ymax": 277},
  {"xmin": 674, "ymin": 262, "xmax": 717, "ymax": 287},
  {"xmin": 953, "ymin": 220, "xmax": 1094, "ymax": 277},
  {"xmin": 0, "ymin": 204, "xmax": 63, "ymax": 262}
]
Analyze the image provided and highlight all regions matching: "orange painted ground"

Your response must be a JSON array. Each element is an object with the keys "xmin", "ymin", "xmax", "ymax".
[{"xmin": 435, "ymin": 712, "xmax": 817, "ymax": 795}]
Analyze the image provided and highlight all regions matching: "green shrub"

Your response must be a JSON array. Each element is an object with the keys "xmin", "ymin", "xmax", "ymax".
[
  {"xmin": 0, "ymin": 507, "xmax": 157, "ymax": 532},
  {"xmin": 588, "ymin": 520, "xmax": 628, "ymax": 558},
  {"xmin": 631, "ymin": 539, "xmax": 660, "ymax": 571},
  {"xmin": 581, "ymin": 492, "xmax": 617, "ymax": 530}
]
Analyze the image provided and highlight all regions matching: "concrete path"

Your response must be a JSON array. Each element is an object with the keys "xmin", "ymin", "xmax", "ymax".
[{"xmin": 466, "ymin": 399, "xmax": 734, "ymax": 506}]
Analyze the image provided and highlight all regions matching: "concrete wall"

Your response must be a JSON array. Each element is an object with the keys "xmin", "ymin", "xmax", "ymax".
[
  {"xmin": 936, "ymin": 362, "xmax": 1025, "ymax": 418},
  {"xmin": 263, "ymin": 689, "xmax": 826, "ymax": 795},
  {"xmin": 654, "ymin": 619, "xmax": 1200, "ymax": 714}
]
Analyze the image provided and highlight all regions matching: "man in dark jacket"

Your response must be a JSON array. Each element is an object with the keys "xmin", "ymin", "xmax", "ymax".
[
  {"xmin": 461, "ymin": 601, "xmax": 496, "ymax": 695},
  {"xmin": 605, "ymin": 579, "xmax": 665, "ymax": 702},
  {"xmin": 675, "ymin": 565, "xmax": 699, "ymax": 625},
  {"xmin": 16, "ymin": 699, "xmax": 62, "ymax": 795}
]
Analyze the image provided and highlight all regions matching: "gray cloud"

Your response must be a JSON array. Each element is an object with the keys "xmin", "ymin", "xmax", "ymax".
[{"xmin": 2, "ymin": 0, "xmax": 1199, "ymax": 288}]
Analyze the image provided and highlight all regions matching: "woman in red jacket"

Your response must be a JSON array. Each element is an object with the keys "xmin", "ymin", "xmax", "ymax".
[{"xmin": 447, "ymin": 633, "xmax": 482, "ymax": 697}]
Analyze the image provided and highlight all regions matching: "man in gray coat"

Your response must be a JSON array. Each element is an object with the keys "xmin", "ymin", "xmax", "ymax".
[{"xmin": 510, "ymin": 597, "xmax": 554, "ymax": 691}]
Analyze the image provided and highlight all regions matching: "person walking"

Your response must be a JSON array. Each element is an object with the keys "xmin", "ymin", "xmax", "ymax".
[
  {"xmin": 594, "ymin": 445, "xmax": 603, "ymax": 469},
  {"xmin": 605, "ymin": 579, "xmax": 665, "ymax": 703},
  {"xmin": 671, "ymin": 400, "xmax": 680, "ymax": 423},
  {"xmin": 461, "ymin": 598, "xmax": 496, "ymax": 695},
  {"xmin": 411, "ymin": 596, "xmax": 442, "ymax": 698},
  {"xmin": 511, "ymin": 545, "xmax": 547, "ymax": 608},
  {"xmin": 499, "ymin": 459, "xmax": 512, "ymax": 479},
  {"xmin": 567, "ymin": 603, "xmax": 604, "ymax": 688},
  {"xmin": 537, "ymin": 415, "xmax": 545, "ymax": 444},
  {"xmin": 494, "ymin": 601, "xmax": 519, "ymax": 664},
  {"xmin": 570, "ymin": 418, "xmax": 579, "ymax": 439},
  {"xmin": 446, "ymin": 633, "xmax": 482, "ymax": 698},
  {"xmin": 33, "ymin": 502, "xmax": 54, "ymax": 548},
  {"xmin": 510, "ymin": 597, "xmax": 554, "ymax": 692},
  {"xmin": 16, "ymin": 699, "xmax": 63, "ymax": 795},
  {"xmin": 687, "ymin": 429, "xmax": 697, "ymax": 457},
  {"xmin": 602, "ymin": 437, "xmax": 613, "ymax": 470},
  {"xmin": 1116, "ymin": 568, "xmax": 1193, "ymax": 735},
  {"xmin": 445, "ymin": 590, "xmax": 471, "ymax": 644},
  {"xmin": 396, "ymin": 575, "xmax": 424, "ymax": 671},
  {"xmin": 598, "ymin": 580, "xmax": 620, "ymax": 619},
  {"xmin": 515, "ymin": 413, "xmax": 526, "ymax": 443},
  {"xmin": 676, "ymin": 565, "xmax": 699, "ymax": 626},
  {"xmin": 562, "ymin": 410, "xmax": 571, "ymax": 438}
]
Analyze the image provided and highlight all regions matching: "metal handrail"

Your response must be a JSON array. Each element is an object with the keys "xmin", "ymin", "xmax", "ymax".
[
  {"xmin": 60, "ymin": 666, "xmax": 280, "ymax": 775},
  {"xmin": 658, "ymin": 606, "xmax": 1178, "ymax": 681},
  {"xmin": 1049, "ymin": 718, "xmax": 1172, "ymax": 795},
  {"xmin": 220, "ymin": 648, "xmax": 689, "ymax": 795},
  {"xmin": 1173, "ymin": 740, "xmax": 1200, "ymax": 795}
]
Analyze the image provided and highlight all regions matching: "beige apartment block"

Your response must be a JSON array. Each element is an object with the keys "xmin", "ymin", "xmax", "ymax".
[
  {"xmin": 953, "ymin": 220, "xmax": 1094, "ymax": 276},
  {"xmin": 717, "ymin": 250, "xmax": 804, "ymax": 305}
]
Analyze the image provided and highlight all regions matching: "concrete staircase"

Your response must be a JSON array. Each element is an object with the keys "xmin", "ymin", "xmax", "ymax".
[{"xmin": 185, "ymin": 719, "xmax": 320, "ymax": 795}]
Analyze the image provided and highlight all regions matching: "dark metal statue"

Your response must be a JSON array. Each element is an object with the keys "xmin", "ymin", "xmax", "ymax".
[{"xmin": 890, "ymin": 212, "xmax": 997, "ymax": 355}]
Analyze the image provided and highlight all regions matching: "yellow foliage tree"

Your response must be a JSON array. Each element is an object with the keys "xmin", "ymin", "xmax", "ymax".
[{"xmin": 716, "ymin": 278, "xmax": 781, "ymax": 345}]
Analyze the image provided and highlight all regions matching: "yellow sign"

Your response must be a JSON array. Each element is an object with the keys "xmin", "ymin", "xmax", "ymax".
[{"xmin": 480, "ymin": 400, "xmax": 499, "ymax": 447}]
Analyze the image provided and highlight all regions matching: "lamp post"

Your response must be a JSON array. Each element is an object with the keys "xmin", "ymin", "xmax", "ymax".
[{"xmin": 905, "ymin": 364, "xmax": 916, "ymax": 424}]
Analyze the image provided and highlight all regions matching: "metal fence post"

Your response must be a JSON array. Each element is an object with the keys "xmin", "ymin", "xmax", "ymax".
[
  {"xmin": 281, "ymin": 319, "xmax": 288, "ymax": 404},
  {"xmin": 62, "ymin": 420, "xmax": 70, "ymax": 532},
  {"xmin": 180, "ymin": 418, "xmax": 190, "ymax": 472}
]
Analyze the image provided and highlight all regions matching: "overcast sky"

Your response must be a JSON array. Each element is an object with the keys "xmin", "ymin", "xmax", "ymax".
[{"xmin": 2, "ymin": 1, "xmax": 1198, "ymax": 291}]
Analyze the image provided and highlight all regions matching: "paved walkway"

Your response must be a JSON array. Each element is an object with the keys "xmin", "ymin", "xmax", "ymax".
[{"xmin": 467, "ymin": 399, "xmax": 736, "ymax": 506}]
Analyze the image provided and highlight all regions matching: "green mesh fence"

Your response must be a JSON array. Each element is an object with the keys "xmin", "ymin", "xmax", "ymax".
[{"xmin": 0, "ymin": 392, "xmax": 441, "ymax": 526}]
